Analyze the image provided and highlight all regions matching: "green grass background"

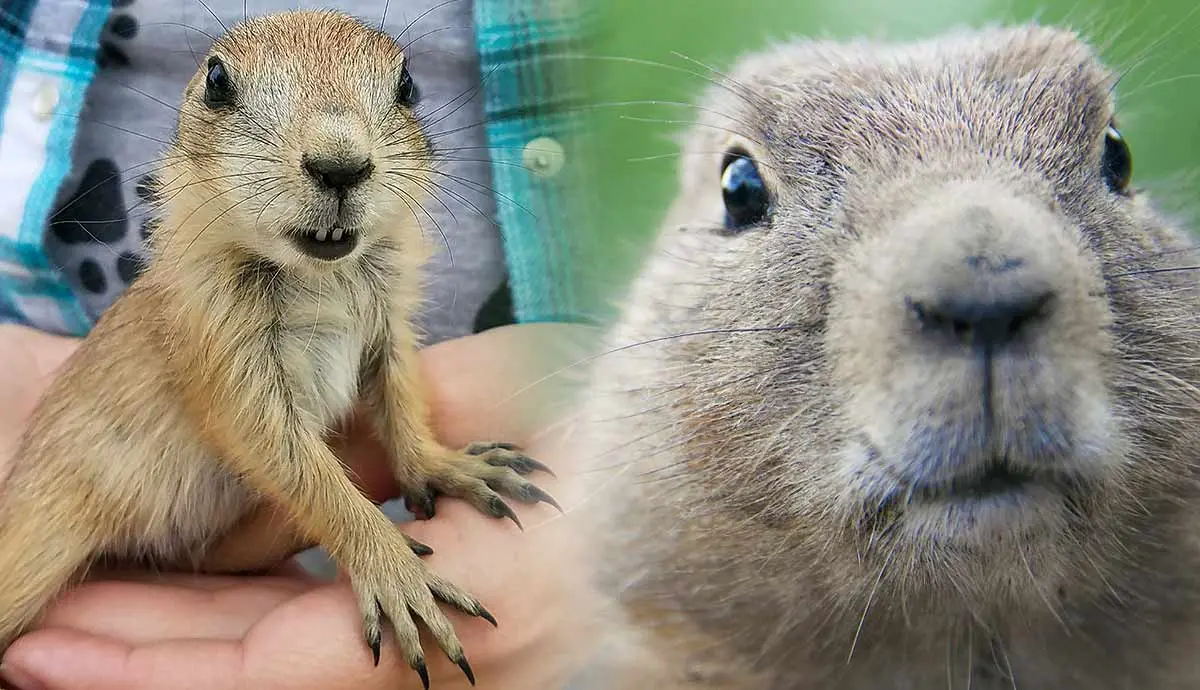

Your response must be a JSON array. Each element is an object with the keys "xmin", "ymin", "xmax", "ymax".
[{"xmin": 580, "ymin": 1, "xmax": 1200, "ymax": 308}]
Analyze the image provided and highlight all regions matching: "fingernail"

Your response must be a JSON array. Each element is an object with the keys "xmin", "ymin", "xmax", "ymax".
[{"xmin": 0, "ymin": 663, "xmax": 46, "ymax": 690}]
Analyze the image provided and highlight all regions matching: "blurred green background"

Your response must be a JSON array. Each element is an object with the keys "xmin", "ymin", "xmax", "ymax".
[{"xmin": 581, "ymin": 1, "xmax": 1200, "ymax": 308}]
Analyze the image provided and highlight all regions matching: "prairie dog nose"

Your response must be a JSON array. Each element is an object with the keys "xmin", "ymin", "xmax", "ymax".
[
  {"xmin": 888, "ymin": 187, "xmax": 1066, "ymax": 351},
  {"xmin": 905, "ymin": 258, "xmax": 1055, "ymax": 349},
  {"xmin": 302, "ymin": 154, "xmax": 374, "ymax": 192},
  {"xmin": 301, "ymin": 105, "xmax": 374, "ymax": 193}
]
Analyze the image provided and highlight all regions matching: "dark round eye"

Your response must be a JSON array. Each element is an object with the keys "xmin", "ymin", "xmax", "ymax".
[
  {"xmin": 395, "ymin": 65, "xmax": 419, "ymax": 107},
  {"xmin": 204, "ymin": 57, "xmax": 234, "ymax": 109},
  {"xmin": 721, "ymin": 150, "xmax": 770, "ymax": 230},
  {"xmin": 1100, "ymin": 125, "xmax": 1132, "ymax": 193}
]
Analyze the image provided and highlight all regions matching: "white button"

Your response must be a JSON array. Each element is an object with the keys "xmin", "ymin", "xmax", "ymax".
[
  {"xmin": 32, "ymin": 81, "xmax": 58, "ymax": 122},
  {"xmin": 522, "ymin": 136, "xmax": 565, "ymax": 178}
]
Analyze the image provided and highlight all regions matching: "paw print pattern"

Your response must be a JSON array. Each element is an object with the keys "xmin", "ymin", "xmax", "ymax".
[
  {"xmin": 98, "ymin": 0, "xmax": 138, "ymax": 69},
  {"xmin": 45, "ymin": 158, "xmax": 148, "ymax": 319},
  {"xmin": 49, "ymin": 158, "xmax": 128, "ymax": 248}
]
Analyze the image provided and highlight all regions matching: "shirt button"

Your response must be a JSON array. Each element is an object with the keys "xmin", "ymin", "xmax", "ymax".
[
  {"xmin": 522, "ymin": 136, "xmax": 565, "ymax": 178},
  {"xmin": 32, "ymin": 81, "xmax": 59, "ymax": 122}
]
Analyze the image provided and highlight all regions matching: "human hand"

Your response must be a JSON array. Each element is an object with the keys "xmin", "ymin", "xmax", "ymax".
[{"xmin": 0, "ymin": 323, "xmax": 600, "ymax": 690}]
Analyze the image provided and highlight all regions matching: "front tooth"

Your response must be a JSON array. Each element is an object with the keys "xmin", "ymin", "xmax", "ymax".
[
  {"xmin": 315, "ymin": 229, "xmax": 329, "ymax": 242},
  {"xmin": 332, "ymin": 228, "xmax": 345, "ymax": 242}
]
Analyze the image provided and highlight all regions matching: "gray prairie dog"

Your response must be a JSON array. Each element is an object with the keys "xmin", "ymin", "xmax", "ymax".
[
  {"xmin": 573, "ymin": 25, "xmax": 1200, "ymax": 689},
  {"xmin": 0, "ymin": 9, "xmax": 557, "ymax": 687}
]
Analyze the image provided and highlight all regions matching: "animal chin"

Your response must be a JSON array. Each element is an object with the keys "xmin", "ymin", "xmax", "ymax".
[
  {"xmin": 290, "ymin": 226, "xmax": 359, "ymax": 261},
  {"xmin": 861, "ymin": 448, "xmax": 1078, "ymax": 543}
]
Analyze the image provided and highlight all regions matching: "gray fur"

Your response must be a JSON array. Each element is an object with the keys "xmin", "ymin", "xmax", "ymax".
[{"xmin": 574, "ymin": 25, "xmax": 1200, "ymax": 690}]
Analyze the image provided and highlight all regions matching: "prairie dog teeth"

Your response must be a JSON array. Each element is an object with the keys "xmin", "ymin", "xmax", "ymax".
[
  {"xmin": 332, "ymin": 228, "xmax": 345, "ymax": 242},
  {"xmin": 315, "ymin": 229, "xmax": 329, "ymax": 242}
]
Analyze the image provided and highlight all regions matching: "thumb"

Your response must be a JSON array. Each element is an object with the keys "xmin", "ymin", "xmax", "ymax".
[
  {"xmin": 1, "ymin": 630, "xmax": 245, "ymax": 690},
  {"xmin": 419, "ymin": 322, "xmax": 597, "ymax": 448}
]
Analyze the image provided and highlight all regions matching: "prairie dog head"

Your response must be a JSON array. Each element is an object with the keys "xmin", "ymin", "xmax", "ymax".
[
  {"xmin": 156, "ymin": 10, "xmax": 428, "ymax": 269},
  {"xmin": 586, "ymin": 24, "xmax": 1200, "ymax": 674}
]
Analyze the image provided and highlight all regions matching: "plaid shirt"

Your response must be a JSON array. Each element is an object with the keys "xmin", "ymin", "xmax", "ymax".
[
  {"xmin": 474, "ymin": 0, "xmax": 597, "ymax": 326},
  {"xmin": 0, "ymin": 0, "xmax": 108, "ymax": 334},
  {"xmin": 0, "ymin": 0, "xmax": 595, "ymax": 335}
]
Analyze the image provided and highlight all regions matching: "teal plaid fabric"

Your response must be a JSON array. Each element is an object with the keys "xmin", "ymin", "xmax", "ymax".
[
  {"xmin": 473, "ymin": 0, "xmax": 598, "ymax": 325},
  {"xmin": 0, "ymin": 0, "xmax": 110, "ymax": 334},
  {"xmin": 1, "ymin": 0, "xmax": 596, "ymax": 335}
]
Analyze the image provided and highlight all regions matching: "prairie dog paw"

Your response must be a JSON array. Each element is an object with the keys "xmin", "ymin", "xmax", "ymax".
[
  {"xmin": 400, "ymin": 442, "xmax": 560, "ymax": 528},
  {"xmin": 351, "ymin": 537, "xmax": 495, "ymax": 688}
]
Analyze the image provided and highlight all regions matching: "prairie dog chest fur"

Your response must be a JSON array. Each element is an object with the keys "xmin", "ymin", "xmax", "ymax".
[
  {"xmin": 167, "ymin": 241, "xmax": 418, "ymax": 432},
  {"xmin": 85, "ymin": 245, "xmax": 411, "ymax": 562},
  {"xmin": 258, "ymin": 257, "xmax": 395, "ymax": 427}
]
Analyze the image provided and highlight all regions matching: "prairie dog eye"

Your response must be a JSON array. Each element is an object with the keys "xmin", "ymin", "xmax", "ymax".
[
  {"xmin": 721, "ymin": 150, "xmax": 771, "ymax": 230},
  {"xmin": 395, "ymin": 64, "xmax": 420, "ymax": 107},
  {"xmin": 204, "ymin": 57, "xmax": 235, "ymax": 110},
  {"xmin": 1100, "ymin": 125, "xmax": 1132, "ymax": 194}
]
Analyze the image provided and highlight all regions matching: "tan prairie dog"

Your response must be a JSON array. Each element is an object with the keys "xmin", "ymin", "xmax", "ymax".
[
  {"xmin": 571, "ymin": 25, "xmax": 1200, "ymax": 689},
  {"xmin": 0, "ymin": 9, "xmax": 558, "ymax": 687}
]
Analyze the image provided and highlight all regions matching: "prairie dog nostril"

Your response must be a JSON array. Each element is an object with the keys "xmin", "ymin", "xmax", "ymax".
[
  {"xmin": 906, "ymin": 290, "xmax": 1054, "ymax": 348},
  {"xmin": 302, "ymin": 154, "xmax": 374, "ymax": 191}
]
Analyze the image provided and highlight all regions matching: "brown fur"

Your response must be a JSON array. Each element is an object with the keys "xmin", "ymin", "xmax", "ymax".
[
  {"xmin": 572, "ymin": 25, "xmax": 1200, "ymax": 689},
  {"xmin": 0, "ymin": 10, "xmax": 555, "ymax": 681}
]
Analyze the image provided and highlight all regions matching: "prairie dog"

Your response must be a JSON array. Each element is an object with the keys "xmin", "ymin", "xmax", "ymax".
[
  {"xmin": 573, "ymin": 25, "xmax": 1200, "ymax": 689},
  {"xmin": 0, "ymin": 10, "xmax": 557, "ymax": 686}
]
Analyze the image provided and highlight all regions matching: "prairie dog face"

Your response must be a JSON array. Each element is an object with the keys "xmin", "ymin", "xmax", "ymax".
[
  {"xmin": 604, "ymin": 24, "xmax": 1200, "ymax": 624},
  {"xmin": 164, "ymin": 10, "xmax": 430, "ymax": 269}
]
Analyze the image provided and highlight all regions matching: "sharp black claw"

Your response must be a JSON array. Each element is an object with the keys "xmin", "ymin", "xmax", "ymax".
[
  {"xmin": 368, "ymin": 630, "xmax": 381, "ymax": 665},
  {"xmin": 522, "ymin": 457, "xmax": 556, "ymax": 477},
  {"xmin": 489, "ymin": 496, "xmax": 523, "ymax": 530},
  {"xmin": 456, "ymin": 656, "xmax": 477, "ymax": 686},
  {"xmin": 477, "ymin": 605, "xmax": 498, "ymax": 627},
  {"xmin": 414, "ymin": 660, "xmax": 430, "ymax": 689},
  {"xmin": 524, "ymin": 485, "xmax": 564, "ymax": 513},
  {"xmin": 408, "ymin": 539, "xmax": 435, "ymax": 557},
  {"xmin": 420, "ymin": 491, "xmax": 437, "ymax": 519}
]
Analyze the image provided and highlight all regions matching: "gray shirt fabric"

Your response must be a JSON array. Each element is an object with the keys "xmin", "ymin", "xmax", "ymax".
[{"xmin": 45, "ymin": 0, "xmax": 507, "ymax": 345}]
